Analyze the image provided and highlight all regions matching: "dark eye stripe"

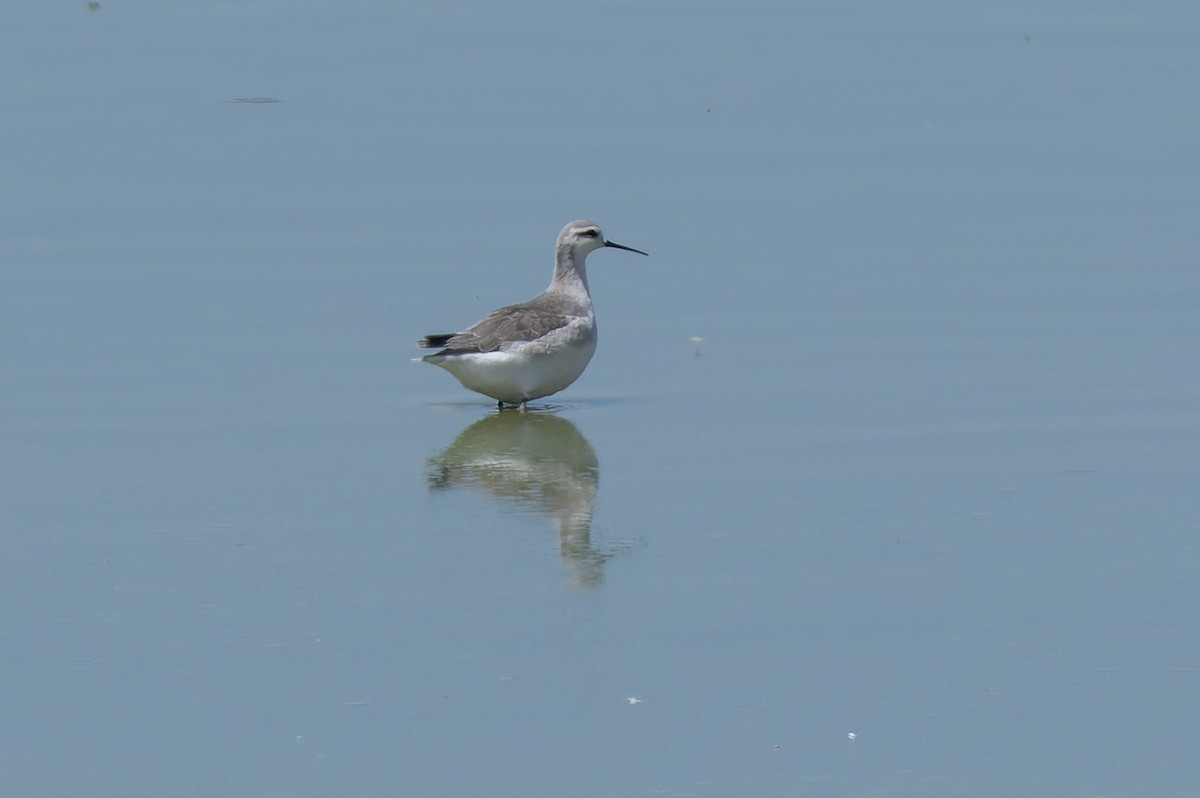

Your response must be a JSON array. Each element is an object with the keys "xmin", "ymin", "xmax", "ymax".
[{"xmin": 580, "ymin": 229, "xmax": 599, "ymax": 238}]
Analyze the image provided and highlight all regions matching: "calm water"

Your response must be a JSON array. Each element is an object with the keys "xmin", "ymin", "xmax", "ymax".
[{"xmin": 3, "ymin": 2, "xmax": 1199, "ymax": 796}]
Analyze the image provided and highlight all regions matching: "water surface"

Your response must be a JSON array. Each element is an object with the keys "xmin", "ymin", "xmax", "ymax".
[{"xmin": 3, "ymin": 2, "xmax": 1198, "ymax": 796}]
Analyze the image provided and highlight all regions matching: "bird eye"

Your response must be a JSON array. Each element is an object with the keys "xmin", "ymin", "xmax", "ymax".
[{"xmin": 581, "ymin": 229, "xmax": 599, "ymax": 238}]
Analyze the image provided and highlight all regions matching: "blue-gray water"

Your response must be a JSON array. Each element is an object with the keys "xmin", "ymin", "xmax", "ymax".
[{"xmin": 3, "ymin": 2, "xmax": 1198, "ymax": 796}]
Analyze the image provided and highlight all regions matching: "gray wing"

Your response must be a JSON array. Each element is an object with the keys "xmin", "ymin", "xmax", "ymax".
[{"xmin": 423, "ymin": 302, "xmax": 574, "ymax": 354}]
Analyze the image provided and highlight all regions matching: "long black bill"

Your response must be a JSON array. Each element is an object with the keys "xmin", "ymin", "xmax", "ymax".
[{"xmin": 604, "ymin": 240, "xmax": 649, "ymax": 256}]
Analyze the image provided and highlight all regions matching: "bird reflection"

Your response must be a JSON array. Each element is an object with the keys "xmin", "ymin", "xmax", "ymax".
[{"xmin": 426, "ymin": 411, "xmax": 609, "ymax": 588}]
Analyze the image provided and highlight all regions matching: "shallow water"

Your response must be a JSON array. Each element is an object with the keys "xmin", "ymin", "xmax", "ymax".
[{"xmin": 3, "ymin": 2, "xmax": 1199, "ymax": 796}]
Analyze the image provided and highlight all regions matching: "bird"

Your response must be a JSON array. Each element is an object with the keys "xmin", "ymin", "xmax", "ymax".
[{"xmin": 416, "ymin": 219, "xmax": 648, "ymax": 410}]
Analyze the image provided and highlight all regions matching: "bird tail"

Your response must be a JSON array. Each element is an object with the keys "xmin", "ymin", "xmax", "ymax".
[{"xmin": 418, "ymin": 333, "xmax": 458, "ymax": 349}]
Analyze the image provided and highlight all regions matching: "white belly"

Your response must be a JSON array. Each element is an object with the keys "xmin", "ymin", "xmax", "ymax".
[{"xmin": 431, "ymin": 337, "xmax": 597, "ymax": 403}]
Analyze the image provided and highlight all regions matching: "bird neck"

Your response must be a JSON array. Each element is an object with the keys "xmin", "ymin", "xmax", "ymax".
[{"xmin": 552, "ymin": 250, "xmax": 591, "ymax": 298}]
